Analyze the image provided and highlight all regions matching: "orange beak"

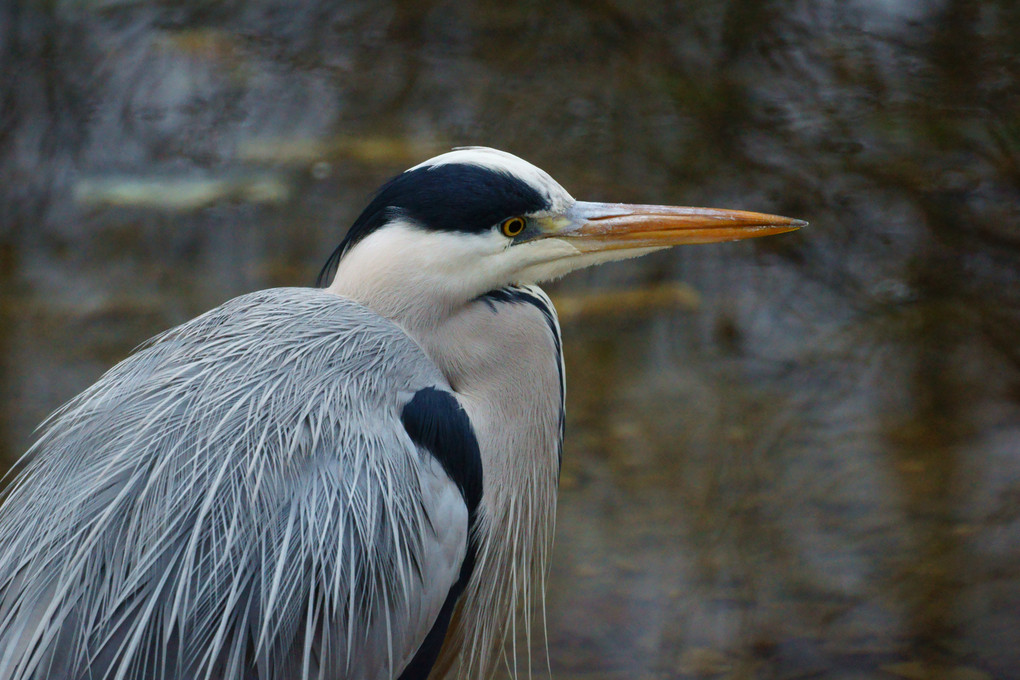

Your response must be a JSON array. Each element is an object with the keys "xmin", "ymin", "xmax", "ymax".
[{"xmin": 553, "ymin": 201, "xmax": 805, "ymax": 251}]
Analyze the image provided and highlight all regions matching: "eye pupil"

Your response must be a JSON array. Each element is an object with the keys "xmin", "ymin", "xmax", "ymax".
[{"xmin": 501, "ymin": 217, "xmax": 525, "ymax": 237}]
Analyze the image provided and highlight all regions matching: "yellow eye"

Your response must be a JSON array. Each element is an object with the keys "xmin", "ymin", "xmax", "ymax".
[{"xmin": 500, "ymin": 216, "xmax": 526, "ymax": 238}]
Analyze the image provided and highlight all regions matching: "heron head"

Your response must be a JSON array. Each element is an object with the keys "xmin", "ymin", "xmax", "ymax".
[{"xmin": 322, "ymin": 147, "xmax": 803, "ymax": 323}]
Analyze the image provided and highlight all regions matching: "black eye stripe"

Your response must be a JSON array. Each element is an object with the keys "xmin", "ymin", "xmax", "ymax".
[{"xmin": 318, "ymin": 164, "xmax": 552, "ymax": 285}]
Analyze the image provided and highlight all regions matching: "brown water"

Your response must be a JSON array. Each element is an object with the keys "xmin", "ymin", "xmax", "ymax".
[{"xmin": 1, "ymin": 1, "xmax": 1019, "ymax": 678}]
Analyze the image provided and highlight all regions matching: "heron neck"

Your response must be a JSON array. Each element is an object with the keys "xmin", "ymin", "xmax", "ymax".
[{"xmin": 374, "ymin": 287, "xmax": 564, "ymax": 679}]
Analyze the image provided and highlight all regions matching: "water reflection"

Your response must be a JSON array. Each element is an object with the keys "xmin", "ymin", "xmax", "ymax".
[{"xmin": 1, "ymin": 1, "xmax": 1018, "ymax": 678}]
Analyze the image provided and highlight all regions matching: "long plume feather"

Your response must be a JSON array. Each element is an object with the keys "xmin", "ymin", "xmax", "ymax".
[{"xmin": 0, "ymin": 289, "xmax": 456, "ymax": 680}]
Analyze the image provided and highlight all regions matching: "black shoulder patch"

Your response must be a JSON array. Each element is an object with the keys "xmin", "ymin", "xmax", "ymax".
[
  {"xmin": 397, "ymin": 387, "xmax": 483, "ymax": 680},
  {"xmin": 401, "ymin": 386, "xmax": 482, "ymax": 521},
  {"xmin": 401, "ymin": 387, "xmax": 482, "ymax": 585},
  {"xmin": 318, "ymin": 163, "xmax": 551, "ymax": 286}
]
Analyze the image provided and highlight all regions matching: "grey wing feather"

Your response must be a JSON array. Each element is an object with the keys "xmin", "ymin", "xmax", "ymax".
[{"xmin": 0, "ymin": 288, "xmax": 468, "ymax": 680}]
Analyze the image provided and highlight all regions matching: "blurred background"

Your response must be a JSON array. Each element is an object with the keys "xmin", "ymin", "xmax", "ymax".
[{"xmin": 1, "ymin": 1, "xmax": 1019, "ymax": 678}]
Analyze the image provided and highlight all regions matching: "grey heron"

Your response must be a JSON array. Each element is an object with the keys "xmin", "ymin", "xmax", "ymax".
[{"xmin": 0, "ymin": 147, "xmax": 802, "ymax": 680}]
